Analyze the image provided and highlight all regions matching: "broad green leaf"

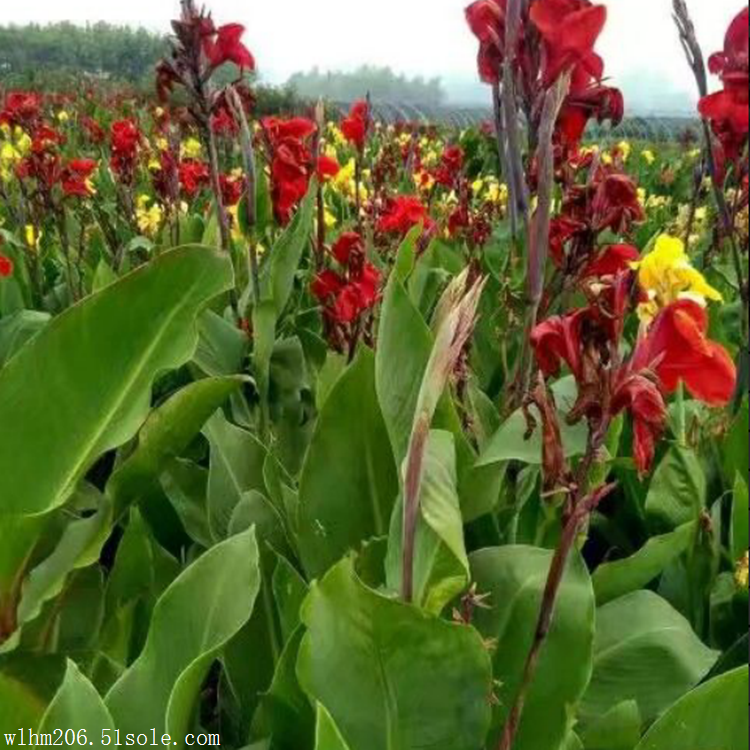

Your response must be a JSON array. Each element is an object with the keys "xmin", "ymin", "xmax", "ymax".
[
  {"xmin": 108, "ymin": 377, "xmax": 247, "ymax": 514},
  {"xmin": 645, "ymin": 447, "xmax": 706, "ymax": 530},
  {"xmin": 393, "ymin": 224, "xmax": 422, "ymax": 283},
  {"xmin": 723, "ymin": 400, "xmax": 749, "ymax": 486},
  {"xmin": 471, "ymin": 546, "xmax": 595, "ymax": 750},
  {"xmin": 478, "ymin": 376, "xmax": 589, "ymax": 466},
  {"xmin": 40, "ymin": 660, "xmax": 115, "ymax": 737},
  {"xmin": 194, "ymin": 310, "xmax": 249, "ymax": 377},
  {"xmin": 375, "ymin": 274, "xmax": 502, "ymax": 520},
  {"xmin": 92, "ymin": 259, "xmax": 118, "ymax": 292},
  {"xmin": 315, "ymin": 704, "xmax": 352, "ymax": 750},
  {"xmin": 253, "ymin": 628, "xmax": 314, "ymax": 750},
  {"xmin": 298, "ymin": 350, "xmax": 398, "ymax": 578},
  {"xmin": 203, "ymin": 411, "xmax": 268, "ymax": 541},
  {"xmin": 0, "ymin": 246, "xmax": 233, "ymax": 516},
  {"xmin": 263, "ymin": 181, "xmax": 316, "ymax": 316},
  {"xmin": 106, "ymin": 528, "xmax": 260, "ymax": 741},
  {"xmin": 297, "ymin": 559, "xmax": 493, "ymax": 750},
  {"xmin": 592, "ymin": 522, "xmax": 696, "ymax": 605},
  {"xmin": 0, "ymin": 310, "xmax": 50, "ymax": 367},
  {"xmin": 0, "ymin": 656, "xmax": 65, "ymax": 734},
  {"xmin": 732, "ymin": 473, "xmax": 749, "ymax": 562},
  {"xmin": 634, "ymin": 666, "xmax": 748, "ymax": 750},
  {"xmin": 386, "ymin": 431, "xmax": 469, "ymax": 614},
  {"xmin": 581, "ymin": 701, "xmax": 641, "ymax": 750},
  {"xmin": 272, "ymin": 556, "xmax": 309, "ymax": 642},
  {"xmin": 160, "ymin": 459, "xmax": 212, "ymax": 549},
  {"xmin": 581, "ymin": 591, "xmax": 718, "ymax": 724},
  {"xmin": 2, "ymin": 495, "xmax": 112, "ymax": 653}
]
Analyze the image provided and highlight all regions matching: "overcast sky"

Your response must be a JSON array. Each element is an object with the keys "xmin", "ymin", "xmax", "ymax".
[{"xmin": 2, "ymin": 0, "xmax": 740, "ymax": 101}]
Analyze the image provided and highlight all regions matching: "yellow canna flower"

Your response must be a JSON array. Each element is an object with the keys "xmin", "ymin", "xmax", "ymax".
[
  {"xmin": 736, "ymin": 552, "xmax": 749, "ymax": 589},
  {"xmin": 641, "ymin": 150, "xmax": 656, "ymax": 165},
  {"xmin": 617, "ymin": 140, "xmax": 631, "ymax": 161},
  {"xmin": 56, "ymin": 111, "xmax": 70, "ymax": 124},
  {"xmin": 180, "ymin": 138, "xmax": 203, "ymax": 160},
  {"xmin": 632, "ymin": 234, "xmax": 723, "ymax": 323},
  {"xmin": 472, "ymin": 178, "xmax": 485, "ymax": 196},
  {"xmin": 324, "ymin": 209, "xmax": 337, "ymax": 229},
  {"xmin": 25, "ymin": 225, "xmax": 41, "ymax": 251},
  {"xmin": 136, "ymin": 196, "xmax": 164, "ymax": 237}
]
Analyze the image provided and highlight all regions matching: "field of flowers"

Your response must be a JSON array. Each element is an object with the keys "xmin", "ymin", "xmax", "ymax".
[{"xmin": 0, "ymin": 0, "xmax": 748, "ymax": 749}]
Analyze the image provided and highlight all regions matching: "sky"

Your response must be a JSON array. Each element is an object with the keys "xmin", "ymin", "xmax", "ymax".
[{"xmin": 1, "ymin": 0, "xmax": 740, "ymax": 108}]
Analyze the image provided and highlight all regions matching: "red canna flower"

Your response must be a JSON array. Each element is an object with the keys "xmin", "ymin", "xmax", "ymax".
[
  {"xmin": 61, "ymin": 159, "xmax": 98, "ymax": 198},
  {"xmin": 582, "ymin": 243, "xmax": 640, "ymax": 279},
  {"xmin": 220, "ymin": 174, "xmax": 245, "ymax": 207},
  {"xmin": 262, "ymin": 117, "xmax": 317, "ymax": 225},
  {"xmin": 312, "ymin": 270, "xmax": 345, "ymax": 302},
  {"xmin": 179, "ymin": 160, "xmax": 211, "ymax": 197},
  {"xmin": 631, "ymin": 300, "xmax": 737, "ymax": 407},
  {"xmin": 378, "ymin": 195, "xmax": 435, "ymax": 237},
  {"xmin": 81, "ymin": 116, "xmax": 106, "ymax": 145},
  {"xmin": 549, "ymin": 215, "xmax": 588, "ymax": 266},
  {"xmin": 0, "ymin": 253, "xmax": 13, "ymax": 279},
  {"xmin": 205, "ymin": 24, "xmax": 255, "ymax": 72},
  {"xmin": 331, "ymin": 232, "xmax": 364, "ymax": 267},
  {"xmin": 611, "ymin": 373, "xmax": 667, "ymax": 476},
  {"xmin": 530, "ymin": 0, "xmax": 607, "ymax": 87},
  {"xmin": 557, "ymin": 64, "xmax": 624, "ymax": 149},
  {"xmin": 591, "ymin": 173, "xmax": 645, "ymax": 234},
  {"xmin": 465, "ymin": 0, "xmax": 507, "ymax": 84},
  {"xmin": 317, "ymin": 155, "xmax": 341, "ymax": 182},
  {"xmin": 699, "ymin": 8, "xmax": 749, "ymax": 167},
  {"xmin": 434, "ymin": 145, "xmax": 465, "ymax": 188},
  {"xmin": 332, "ymin": 264, "xmax": 381, "ymax": 324},
  {"xmin": 0, "ymin": 92, "xmax": 42, "ymax": 127},
  {"xmin": 530, "ymin": 308, "xmax": 589, "ymax": 380},
  {"xmin": 341, "ymin": 101, "xmax": 370, "ymax": 152},
  {"xmin": 110, "ymin": 119, "xmax": 141, "ymax": 183}
]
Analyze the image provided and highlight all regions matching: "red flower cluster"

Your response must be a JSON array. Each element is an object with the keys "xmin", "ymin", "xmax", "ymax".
[
  {"xmin": 465, "ymin": 0, "xmax": 509, "ymax": 85},
  {"xmin": 434, "ymin": 145, "xmax": 465, "ymax": 188},
  {"xmin": 110, "ymin": 119, "xmax": 141, "ymax": 184},
  {"xmin": 203, "ymin": 23, "xmax": 255, "ymax": 72},
  {"xmin": 312, "ymin": 232, "xmax": 381, "ymax": 327},
  {"xmin": 220, "ymin": 174, "xmax": 245, "ymax": 207},
  {"xmin": 262, "ymin": 117, "xmax": 317, "ymax": 225},
  {"xmin": 317, "ymin": 155, "xmax": 341, "ymax": 182},
  {"xmin": 341, "ymin": 101, "xmax": 370, "ymax": 152},
  {"xmin": 0, "ymin": 253, "xmax": 13, "ymax": 279},
  {"xmin": 532, "ymin": 272, "xmax": 736, "ymax": 475},
  {"xmin": 60, "ymin": 159, "xmax": 98, "ymax": 198},
  {"xmin": 0, "ymin": 92, "xmax": 42, "ymax": 127},
  {"xmin": 179, "ymin": 160, "xmax": 211, "ymax": 197},
  {"xmin": 556, "ymin": 64, "xmax": 624, "ymax": 151},
  {"xmin": 530, "ymin": 0, "xmax": 607, "ymax": 88},
  {"xmin": 699, "ymin": 8, "xmax": 749, "ymax": 165},
  {"xmin": 378, "ymin": 195, "xmax": 435, "ymax": 237}
]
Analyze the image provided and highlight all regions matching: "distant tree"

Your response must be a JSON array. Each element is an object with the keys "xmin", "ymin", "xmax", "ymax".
[
  {"xmin": 286, "ymin": 65, "xmax": 445, "ymax": 106},
  {"xmin": 0, "ymin": 23, "xmax": 167, "ymax": 86}
]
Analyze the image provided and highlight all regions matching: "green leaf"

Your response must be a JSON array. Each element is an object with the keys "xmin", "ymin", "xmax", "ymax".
[
  {"xmin": 253, "ymin": 627, "xmax": 314, "ymax": 750},
  {"xmin": 106, "ymin": 528, "xmax": 261, "ymax": 741},
  {"xmin": 0, "ymin": 246, "xmax": 233, "ymax": 517},
  {"xmin": 723, "ymin": 400, "xmax": 749, "ymax": 486},
  {"xmin": 0, "ymin": 310, "xmax": 50, "ymax": 368},
  {"xmin": 732, "ymin": 473, "xmax": 749, "ymax": 563},
  {"xmin": 393, "ymin": 223, "xmax": 422, "ymax": 283},
  {"xmin": 298, "ymin": 350, "xmax": 398, "ymax": 578},
  {"xmin": 40, "ymin": 660, "xmax": 115, "ymax": 736},
  {"xmin": 470, "ymin": 546, "xmax": 595, "ymax": 750},
  {"xmin": 581, "ymin": 701, "xmax": 641, "ymax": 750},
  {"xmin": 272, "ymin": 556, "xmax": 309, "ymax": 642},
  {"xmin": 386, "ymin": 431, "xmax": 469, "ymax": 614},
  {"xmin": 592, "ymin": 522, "xmax": 696, "ymax": 605},
  {"xmin": 478, "ymin": 376, "xmax": 590, "ymax": 466},
  {"xmin": 315, "ymin": 704, "xmax": 352, "ymax": 750},
  {"xmin": 581, "ymin": 591, "xmax": 718, "ymax": 725},
  {"xmin": 3, "ymin": 495, "xmax": 112, "ymax": 653},
  {"xmin": 645, "ymin": 447, "xmax": 706, "ymax": 530},
  {"xmin": 92, "ymin": 259, "xmax": 118, "ymax": 292},
  {"xmin": 160, "ymin": 459, "xmax": 212, "ymax": 549},
  {"xmin": 0, "ymin": 656, "xmax": 66, "ymax": 734},
  {"xmin": 634, "ymin": 667, "xmax": 748, "ymax": 750},
  {"xmin": 263, "ymin": 181, "xmax": 316, "ymax": 316},
  {"xmin": 297, "ymin": 559, "xmax": 493, "ymax": 750},
  {"xmin": 108, "ymin": 377, "xmax": 247, "ymax": 514},
  {"xmin": 194, "ymin": 310, "xmax": 249, "ymax": 377},
  {"xmin": 203, "ymin": 411, "xmax": 268, "ymax": 541}
]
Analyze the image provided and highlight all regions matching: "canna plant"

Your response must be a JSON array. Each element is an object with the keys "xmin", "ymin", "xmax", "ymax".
[{"xmin": 0, "ymin": 0, "xmax": 748, "ymax": 749}]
